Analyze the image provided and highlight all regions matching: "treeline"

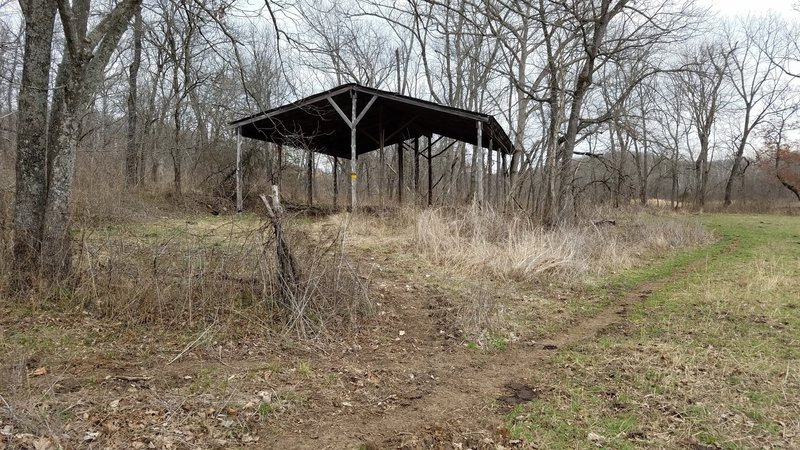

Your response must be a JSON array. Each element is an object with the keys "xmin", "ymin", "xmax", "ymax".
[{"xmin": 1, "ymin": 0, "xmax": 799, "ymax": 283}]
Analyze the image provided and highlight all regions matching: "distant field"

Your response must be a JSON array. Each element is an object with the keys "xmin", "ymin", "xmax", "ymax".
[{"xmin": 506, "ymin": 215, "xmax": 800, "ymax": 449}]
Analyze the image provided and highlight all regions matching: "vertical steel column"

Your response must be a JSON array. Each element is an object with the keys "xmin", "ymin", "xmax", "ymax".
[
  {"xmin": 235, "ymin": 127, "xmax": 242, "ymax": 213},
  {"xmin": 379, "ymin": 107, "xmax": 385, "ymax": 208},
  {"xmin": 307, "ymin": 150, "xmax": 313, "ymax": 206},
  {"xmin": 476, "ymin": 121, "xmax": 484, "ymax": 207},
  {"xmin": 501, "ymin": 151, "xmax": 508, "ymax": 209},
  {"xmin": 333, "ymin": 157, "xmax": 339, "ymax": 209},
  {"xmin": 414, "ymin": 137, "xmax": 420, "ymax": 202},
  {"xmin": 276, "ymin": 143, "xmax": 283, "ymax": 191},
  {"xmin": 398, "ymin": 142, "xmax": 404, "ymax": 205},
  {"xmin": 487, "ymin": 138, "xmax": 493, "ymax": 206},
  {"xmin": 427, "ymin": 134, "xmax": 433, "ymax": 206},
  {"xmin": 350, "ymin": 90, "xmax": 358, "ymax": 210},
  {"xmin": 495, "ymin": 144, "xmax": 501, "ymax": 207}
]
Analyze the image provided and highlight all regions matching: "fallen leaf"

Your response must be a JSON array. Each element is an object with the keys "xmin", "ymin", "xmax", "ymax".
[
  {"xmin": 588, "ymin": 432, "xmax": 607, "ymax": 446},
  {"xmin": 29, "ymin": 367, "xmax": 47, "ymax": 377},
  {"xmin": 83, "ymin": 431, "xmax": 100, "ymax": 442},
  {"xmin": 33, "ymin": 436, "xmax": 56, "ymax": 450}
]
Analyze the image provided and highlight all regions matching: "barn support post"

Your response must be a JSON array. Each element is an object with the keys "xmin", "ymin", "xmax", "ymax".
[
  {"xmin": 476, "ymin": 121, "xmax": 484, "ymax": 207},
  {"xmin": 276, "ymin": 143, "xmax": 283, "ymax": 192},
  {"xmin": 333, "ymin": 157, "xmax": 339, "ymax": 209},
  {"xmin": 427, "ymin": 134, "xmax": 433, "ymax": 206},
  {"xmin": 379, "ymin": 106, "xmax": 385, "ymax": 208},
  {"xmin": 398, "ymin": 142, "xmax": 404, "ymax": 205},
  {"xmin": 235, "ymin": 127, "xmax": 243, "ymax": 213},
  {"xmin": 350, "ymin": 89, "xmax": 358, "ymax": 210},
  {"xmin": 495, "ymin": 146, "xmax": 501, "ymax": 208},
  {"xmin": 501, "ymin": 151, "xmax": 508, "ymax": 211},
  {"xmin": 414, "ymin": 137, "xmax": 420, "ymax": 202},
  {"xmin": 307, "ymin": 149, "xmax": 313, "ymax": 206},
  {"xmin": 487, "ymin": 138, "xmax": 493, "ymax": 206}
]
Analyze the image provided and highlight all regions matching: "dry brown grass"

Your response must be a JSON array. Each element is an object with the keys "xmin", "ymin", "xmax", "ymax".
[
  {"xmin": 3, "ymin": 210, "xmax": 373, "ymax": 341},
  {"xmin": 413, "ymin": 205, "xmax": 714, "ymax": 283}
]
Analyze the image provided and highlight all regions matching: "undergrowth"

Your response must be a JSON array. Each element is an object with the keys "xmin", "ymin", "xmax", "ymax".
[{"xmin": 413, "ymin": 204, "xmax": 714, "ymax": 282}]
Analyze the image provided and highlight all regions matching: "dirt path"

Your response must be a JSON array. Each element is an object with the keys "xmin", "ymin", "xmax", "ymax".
[
  {"xmin": 0, "ymin": 235, "xmax": 737, "ymax": 450},
  {"xmin": 269, "ymin": 240, "xmax": 738, "ymax": 449}
]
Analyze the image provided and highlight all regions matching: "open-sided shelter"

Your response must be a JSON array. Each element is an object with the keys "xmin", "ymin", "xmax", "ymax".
[{"xmin": 229, "ymin": 83, "xmax": 514, "ymax": 210}]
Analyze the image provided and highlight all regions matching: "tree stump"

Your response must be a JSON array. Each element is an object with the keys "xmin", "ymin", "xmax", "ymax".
[{"xmin": 259, "ymin": 185, "xmax": 300, "ymax": 306}]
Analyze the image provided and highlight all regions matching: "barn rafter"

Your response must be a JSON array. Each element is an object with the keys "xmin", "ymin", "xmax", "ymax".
[{"xmin": 229, "ymin": 83, "xmax": 513, "ymax": 210}]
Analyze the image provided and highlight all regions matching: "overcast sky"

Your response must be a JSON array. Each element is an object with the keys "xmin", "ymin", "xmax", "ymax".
[{"xmin": 706, "ymin": 0, "xmax": 799, "ymax": 15}]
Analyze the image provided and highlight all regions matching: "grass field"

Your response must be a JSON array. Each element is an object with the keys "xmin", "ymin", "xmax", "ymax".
[
  {"xmin": 506, "ymin": 215, "xmax": 800, "ymax": 449},
  {"xmin": 0, "ymin": 211, "xmax": 797, "ymax": 449}
]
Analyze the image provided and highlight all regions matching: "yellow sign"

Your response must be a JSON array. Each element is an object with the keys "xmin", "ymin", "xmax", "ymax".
[{"xmin": 351, "ymin": 173, "xmax": 357, "ymax": 180}]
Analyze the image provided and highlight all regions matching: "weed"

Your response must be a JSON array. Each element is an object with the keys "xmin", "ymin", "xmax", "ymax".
[
  {"xmin": 296, "ymin": 361, "xmax": 313, "ymax": 378},
  {"xmin": 257, "ymin": 402, "xmax": 275, "ymax": 419},
  {"xmin": 489, "ymin": 333, "xmax": 506, "ymax": 351}
]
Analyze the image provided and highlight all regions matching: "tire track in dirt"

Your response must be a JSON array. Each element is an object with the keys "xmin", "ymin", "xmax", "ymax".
[{"xmin": 271, "ymin": 239, "xmax": 738, "ymax": 449}]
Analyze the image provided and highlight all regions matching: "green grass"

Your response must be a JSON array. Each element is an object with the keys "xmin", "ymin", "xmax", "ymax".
[{"xmin": 508, "ymin": 214, "xmax": 800, "ymax": 449}]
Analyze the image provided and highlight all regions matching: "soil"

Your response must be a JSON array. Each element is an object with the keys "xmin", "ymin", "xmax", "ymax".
[{"xmin": 0, "ymin": 241, "xmax": 733, "ymax": 450}]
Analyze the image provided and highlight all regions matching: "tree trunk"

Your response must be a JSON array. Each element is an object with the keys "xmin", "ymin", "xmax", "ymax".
[
  {"xmin": 125, "ymin": 3, "xmax": 142, "ymax": 188},
  {"xmin": 41, "ymin": 101, "xmax": 81, "ymax": 275},
  {"xmin": 694, "ymin": 132, "xmax": 709, "ymax": 208},
  {"xmin": 12, "ymin": 0, "xmax": 57, "ymax": 284},
  {"xmin": 37, "ymin": 0, "xmax": 140, "ymax": 279},
  {"xmin": 724, "ymin": 123, "xmax": 752, "ymax": 207}
]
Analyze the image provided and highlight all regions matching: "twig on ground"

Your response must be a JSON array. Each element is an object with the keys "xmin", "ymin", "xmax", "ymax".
[{"xmin": 167, "ymin": 323, "xmax": 215, "ymax": 365}]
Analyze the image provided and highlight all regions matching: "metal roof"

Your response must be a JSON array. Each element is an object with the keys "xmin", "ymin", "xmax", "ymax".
[{"xmin": 229, "ymin": 83, "xmax": 514, "ymax": 159}]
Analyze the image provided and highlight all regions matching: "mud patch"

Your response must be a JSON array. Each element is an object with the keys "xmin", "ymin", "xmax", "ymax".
[{"xmin": 499, "ymin": 382, "xmax": 538, "ymax": 406}]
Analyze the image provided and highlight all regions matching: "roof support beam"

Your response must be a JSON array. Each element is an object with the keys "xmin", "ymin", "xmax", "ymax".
[
  {"xmin": 350, "ymin": 90, "xmax": 358, "ymax": 210},
  {"xmin": 384, "ymin": 115, "xmax": 420, "ymax": 142},
  {"xmin": 235, "ymin": 128, "xmax": 243, "ymax": 213},
  {"xmin": 327, "ymin": 92, "xmax": 377, "ymax": 129},
  {"xmin": 476, "ymin": 120, "xmax": 484, "ymax": 207},
  {"xmin": 427, "ymin": 134, "xmax": 433, "ymax": 206},
  {"xmin": 328, "ymin": 96, "xmax": 351, "ymax": 126},
  {"xmin": 354, "ymin": 95, "xmax": 377, "ymax": 126}
]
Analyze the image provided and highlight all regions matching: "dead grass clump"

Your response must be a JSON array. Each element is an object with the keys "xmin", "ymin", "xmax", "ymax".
[
  {"xmin": 3, "ymin": 213, "xmax": 373, "ymax": 340},
  {"xmin": 268, "ymin": 223, "xmax": 374, "ymax": 338},
  {"xmin": 454, "ymin": 283, "xmax": 506, "ymax": 345},
  {"xmin": 414, "ymin": 207, "xmax": 713, "ymax": 282}
]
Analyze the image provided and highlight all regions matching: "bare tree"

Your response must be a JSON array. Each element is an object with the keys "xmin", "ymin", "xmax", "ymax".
[
  {"xmin": 125, "ymin": 2, "xmax": 143, "ymax": 188},
  {"xmin": 682, "ymin": 43, "xmax": 731, "ymax": 208},
  {"xmin": 723, "ymin": 16, "xmax": 791, "ymax": 206},
  {"xmin": 12, "ymin": 0, "xmax": 57, "ymax": 286}
]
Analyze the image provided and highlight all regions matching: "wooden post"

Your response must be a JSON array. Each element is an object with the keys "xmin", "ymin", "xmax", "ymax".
[
  {"xmin": 307, "ymin": 149, "xmax": 313, "ymax": 206},
  {"xmin": 496, "ymin": 146, "xmax": 501, "ymax": 208},
  {"xmin": 235, "ymin": 127, "xmax": 242, "ymax": 213},
  {"xmin": 350, "ymin": 89, "xmax": 358, "ymax": 210},
  {"xmin": 487, "ymin": 138, "xmax": 493, "ymax": 206},
  {"xmin": 414, "ymin": 136, "xmax": 420, "ymax": 202},
  {"xmin": 276, "ymin": 143, "xmax": 283, "ymax": 192},
  {"xmin": 476, "ymin": 121, "xmax": 484, "ymax": 207},
  {"xmin": 427, "ymin": 134, "xmax": 433, "ymax": 206},
  {"xmin": 501, "ymin": 151, "xmax": 508, "ymax": 210},
  {"xmin": 398, "ymin": 142, "xmax": 404, "ymax": 205},
  {"xmin": 379, "ymin": 107, "xmax": 385, "ymax": 208},
  {"xmin": 333, "ymin": 157, "xmax": 339, "ymax": 209}
]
